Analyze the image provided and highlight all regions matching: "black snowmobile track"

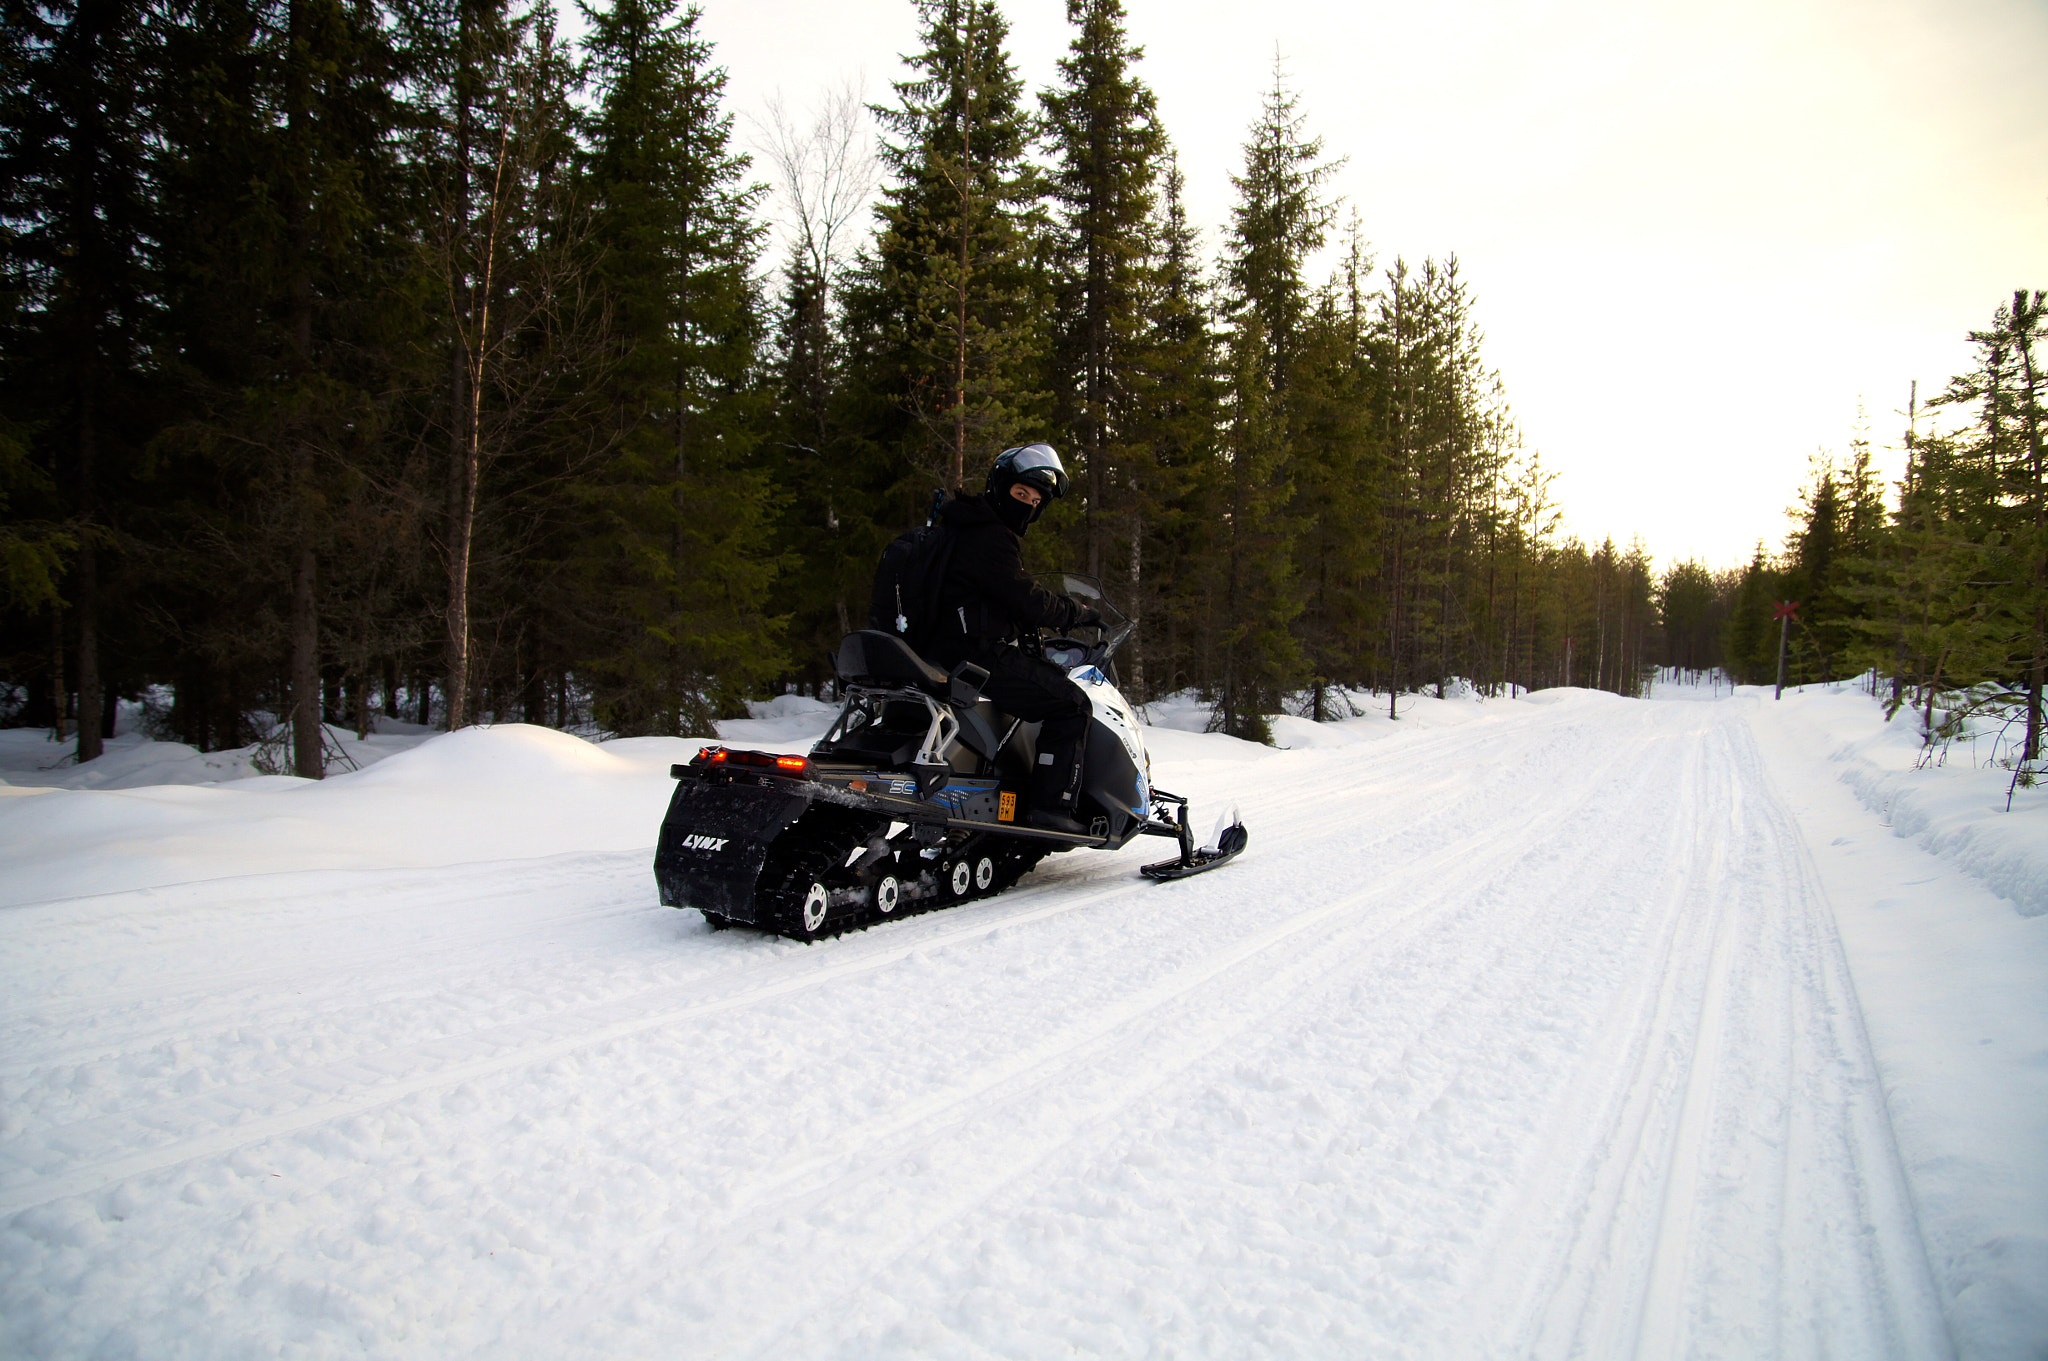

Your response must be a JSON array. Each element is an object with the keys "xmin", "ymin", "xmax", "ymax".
[{"xmin": 704, "ymin": 802, "xmax": 1051, "ymax": 942}]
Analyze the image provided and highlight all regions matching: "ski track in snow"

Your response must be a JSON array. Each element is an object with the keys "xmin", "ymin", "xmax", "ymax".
[{"xmin": 0, "ymin": 695, "xmax": 1956, "ymax": 1358}]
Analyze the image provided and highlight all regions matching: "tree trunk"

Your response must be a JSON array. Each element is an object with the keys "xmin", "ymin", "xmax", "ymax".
[
  {"xmin": 291, "ymin": 546, "xmax": 321, "ymax": 775},
  {"xmin": 285, "ymin": 0, "xmax": 322, "ymax": 780},
  {"xmin": 44, "ymin": 601, "xmax": 65, "ymax": 736},
  {"xmin": 1126, "ymin": 492, "xmax": 1144, "ymax": 699},
  {"xmin": 445, "ymin": 340, "xmax": 473, "ymax": 731},
  {"xmin": 2017, "ymin": 309, "xmax": 2044, "ymax": 761},
  {"xmin": 74, "ymin": 544, "xmax": 103, "ymax": 762}
]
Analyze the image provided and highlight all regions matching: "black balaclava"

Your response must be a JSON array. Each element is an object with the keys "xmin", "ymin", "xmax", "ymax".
[{"xmin": 990, "ymin": 485, "xmax": 1035, "ymax": 536}]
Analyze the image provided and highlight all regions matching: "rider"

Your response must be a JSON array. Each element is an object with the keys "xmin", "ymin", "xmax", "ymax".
[{"xmin": 918, "ymin": 443, "xmax": 1101, "ymax": 835}]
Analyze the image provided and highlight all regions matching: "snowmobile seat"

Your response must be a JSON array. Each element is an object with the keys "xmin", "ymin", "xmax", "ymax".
[{"xmin": 834, "ymin": 630, "xmax": 953, "ymax": 695}]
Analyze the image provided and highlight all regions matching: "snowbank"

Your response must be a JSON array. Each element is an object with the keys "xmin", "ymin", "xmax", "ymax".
[
  {"xmin": 0, "ymin": 719, "xmax": 433, "ymax": 792},
  {"xmin": 1749, "ymin": 680, "xmax": 2048, "ymax": 1358},
  {"xmin": 0, "ymin": 700, "xmax": 846, "ymax": 911},
  {"xmin": 0, "ymin": 725, "xmax": 703, "ymax": 909},
  {"xmin": 1768, "ymin": 684, "xmax": 2048, "ymax": 918}
]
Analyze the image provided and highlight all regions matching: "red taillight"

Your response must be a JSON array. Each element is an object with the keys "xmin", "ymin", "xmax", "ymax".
[{"xmin": 697, "ymin": 746, "xmax": 806, "ymax": 777}]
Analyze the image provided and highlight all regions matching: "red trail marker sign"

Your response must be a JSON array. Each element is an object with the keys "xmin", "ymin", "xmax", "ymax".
[{"xmin": 1774, "ymin": 601, "xmax": 1800, "ymax": 698}]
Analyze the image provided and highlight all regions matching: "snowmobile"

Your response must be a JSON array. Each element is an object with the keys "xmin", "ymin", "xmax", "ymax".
[{"xmin": 653, "ymin": 575, "xmax": 1248, "ymax": 940}]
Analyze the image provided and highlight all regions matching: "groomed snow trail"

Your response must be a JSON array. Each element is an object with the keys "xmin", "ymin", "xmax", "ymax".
[{"xmin": 0, "ymin": 694, "xmax": 1951, "ymax": 1358}]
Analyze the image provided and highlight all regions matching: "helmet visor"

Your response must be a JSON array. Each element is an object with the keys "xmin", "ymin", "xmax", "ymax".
[{"xmin": 1006, "ymin": 443, "xmax": 1068, "ymax": 498}]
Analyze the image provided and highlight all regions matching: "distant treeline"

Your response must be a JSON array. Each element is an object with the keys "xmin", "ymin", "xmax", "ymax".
[
  {"xmin": 1689, "ymin": 290, "xmax": 2044, "ymax": 764},
  {"xmin": 6, "ymin": 0, "xmax": 2028, "ymax": 772}
]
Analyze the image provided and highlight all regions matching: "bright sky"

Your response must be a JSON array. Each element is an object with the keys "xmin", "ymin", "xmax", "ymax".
[{"xmin": 680, "ymin": 0, "xmax": 2048, "ymax": 571}]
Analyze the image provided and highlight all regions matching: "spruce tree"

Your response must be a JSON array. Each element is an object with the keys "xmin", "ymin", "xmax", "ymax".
[
  {"xmin": 1657, "ymin": 559, "xmax": 1720, "ymax": 673},
  {"xmin": 1287, "ymin": 238, "xmax": 1378, "ymax": 716},
  {"xmin": 1884, "ymin": 429, "xmax": 2006, "ymax": 738},
  {"xmin": 144, "ymin": 0, "xmax": 408, "ymax": 772},
  {"xmin": 1790, "ymin": 461, "xmax": 1843, "ymax": 681},
  {"xmin": 1210, "ymin": 312, "xmax": 1302, "ymax": 741},
  {"xmin": 842, "ymin": 0, "xmax": 1045, "ymax": 500},
  {"xmin": 576, "ymin": 0, "xmax": 776, "ymax": 735},
  {"xmin": 1912, "ymin": 291, "xmax": 2048, "ymax": 756},
  {"xmin": 1968, "ymin": 292, "xmax": 2045, "ymax": 760},
  {"xmin": 766, "ymin": 242, "xmax": 856, "ymax": 683},
  {"xmin": 1205, "ymin": 61, "xmax": 1335, "ymax": 735},
  {"xmin": 0, "ymin": 0, "xmax": 156, "ymax": 759},
  {"xmin": 1040, "ymin": 0, "xmax": 1164, "ymax": 582},
  {"xmin": 1723, "ymin": 545, "xmax": 1781, "ymax": 686},
  {"xmin": 1122, "ymin": 152, "xmax": 1219, "ymax": 699},
  {"xmin": 1222, "ymin": 61, "xmax": 1339, "ymax": 394}
]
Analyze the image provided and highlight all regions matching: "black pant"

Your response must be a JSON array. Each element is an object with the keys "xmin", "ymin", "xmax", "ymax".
[{"xmin": 967, "ymin": 643, "xmax": 1092, "ymax": 812}]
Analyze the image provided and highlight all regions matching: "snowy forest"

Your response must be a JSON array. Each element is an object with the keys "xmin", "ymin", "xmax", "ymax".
[
  {"xmin": 1660, "ymin": 289, "xmax": 2047, "ymax": 779},
  {"xmin": 3, "ymin": 0, "xmax": 2043, "ymax": 774}
]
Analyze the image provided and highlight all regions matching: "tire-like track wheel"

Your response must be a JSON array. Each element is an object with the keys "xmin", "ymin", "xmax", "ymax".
[
  {"xmin": 874, "ymin": 874, "xmax": 900, "ymax": 915},
  {"xmin": 796, "ymin": 881, "xmax": 831, "ymax": 937},
  {"xmin": 754, "ymin": 804, "xmax": 887, "ymax": 941},
  {"xmin": 948, "ymin": 860, "xmax": 974, "ymax": 897}
]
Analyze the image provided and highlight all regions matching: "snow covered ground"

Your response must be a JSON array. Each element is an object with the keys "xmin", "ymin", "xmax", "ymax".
[{"xmin": 1, "ymin": 683, "xmax": 2042, "ymax": 1358}]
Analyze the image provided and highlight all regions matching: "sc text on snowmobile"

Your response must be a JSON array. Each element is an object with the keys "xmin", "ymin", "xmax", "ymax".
[{"xmin": 653, "ymin": 576, "xmax": 1249, "ymax": 940}]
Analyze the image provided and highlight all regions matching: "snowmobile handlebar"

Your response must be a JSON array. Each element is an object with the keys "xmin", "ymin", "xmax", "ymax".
[{"xmin": 1032, "ymin": 573, "xmax": 1132, "ymax": 670}]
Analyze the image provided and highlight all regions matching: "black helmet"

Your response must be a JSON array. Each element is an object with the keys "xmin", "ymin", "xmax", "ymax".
[{"xmin": 987, "ymin": 443, "xmax": 1069, "ymax": 512}]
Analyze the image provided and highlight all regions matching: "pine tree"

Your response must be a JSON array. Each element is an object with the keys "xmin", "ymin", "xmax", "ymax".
[
  {"xmin": 1222, "ymin": 60, "xmax": 1339, "ymax": 394},
  {"xmin": 575, "ymin": 0, "xmax": 776, "ymax": 735},
  {"xmin": 1040, "ymin": 0, "xmax": 1164, "ymax": 582},
  {"xmin": 843, "ymin": 0, "xmax": 1045, "ymax": 500},
  {"xmin": 1287, "ymin": 233, "xmax": 1378, "ymax": 716},
  {"xmin": 1915, "ymin": 291, "xmax": 2048, "ymax": 756},
  {"xmin": 1723, "ymin": 545, "xmax": 1774, "ymax": 685},
  {"xmin": 1400, "ymin": 257, "xmax": 1499, "ymax": 699},
  {"xmin": 1210, "ymin": 312, "xmax": 1302, "ymax": 741},
  {"xmin": 1657, "ymin": 559, "xmax": 1720, "ymax": 673},
  {"xmin": 1885, "ymin": 428, "xmax": 2006, "ymax": 738},
  {"xmin": 766, "ymin": 242, "xmax": 859, "ymax": 684},
  {"xmin": 0, "ymin": 0, "xmax": 156, "ymax": 759},
  {"xmin": 1204, "ymin": 60, "xmax": 1335, "ymax": 735},
  {"xmin": 143, "ymin": 0, "xmax": 409, "ymax": 773},
  {"xmin": 1121, "ymin": 151, "xmax": 1219, "ymax": 700},
  {"xmin": 1790, "ymin": 460, "xmax": 1843, "ymax": 681},
  {"xmin": 1973, "ymin": 292, "xmax": 2045, "ymax": 760}
]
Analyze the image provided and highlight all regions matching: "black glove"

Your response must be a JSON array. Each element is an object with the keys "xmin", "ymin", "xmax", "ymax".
[{"xmin": 1073, "ymin": 606, "xmax": 1103, "ymax": 629}]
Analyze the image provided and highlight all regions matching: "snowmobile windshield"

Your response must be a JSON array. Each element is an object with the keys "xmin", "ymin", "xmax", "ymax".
[{"xmin": 1034, "ymin": 573, "xmax": 1133, "ymax": 668}]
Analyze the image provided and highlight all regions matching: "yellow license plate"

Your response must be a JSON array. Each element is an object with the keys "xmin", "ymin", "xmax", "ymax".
[{"xmin": 998, "ymin": 791, "xmax": 1017, "ymax": 822}]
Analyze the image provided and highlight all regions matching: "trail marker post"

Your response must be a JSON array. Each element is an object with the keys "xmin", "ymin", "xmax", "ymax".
[{"xmin": 1773, "ymin": 601, "xmax": 1800, "ymax": 699}]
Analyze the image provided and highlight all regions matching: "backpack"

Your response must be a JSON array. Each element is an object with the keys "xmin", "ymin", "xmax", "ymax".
[{"xmin": 866, "ymin": 493, "xmax": 959, "ymax": 650}]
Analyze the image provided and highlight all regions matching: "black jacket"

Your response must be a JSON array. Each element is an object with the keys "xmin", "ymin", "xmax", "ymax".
[{"xmin": 926, "ymin": 493, "xmax": 1085, "ymax": 659}]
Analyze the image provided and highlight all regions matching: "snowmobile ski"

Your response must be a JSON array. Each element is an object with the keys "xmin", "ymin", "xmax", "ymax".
[{"xmin": 1140, "ymin": 804, "xmax": 1249, "ymax": 881}]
